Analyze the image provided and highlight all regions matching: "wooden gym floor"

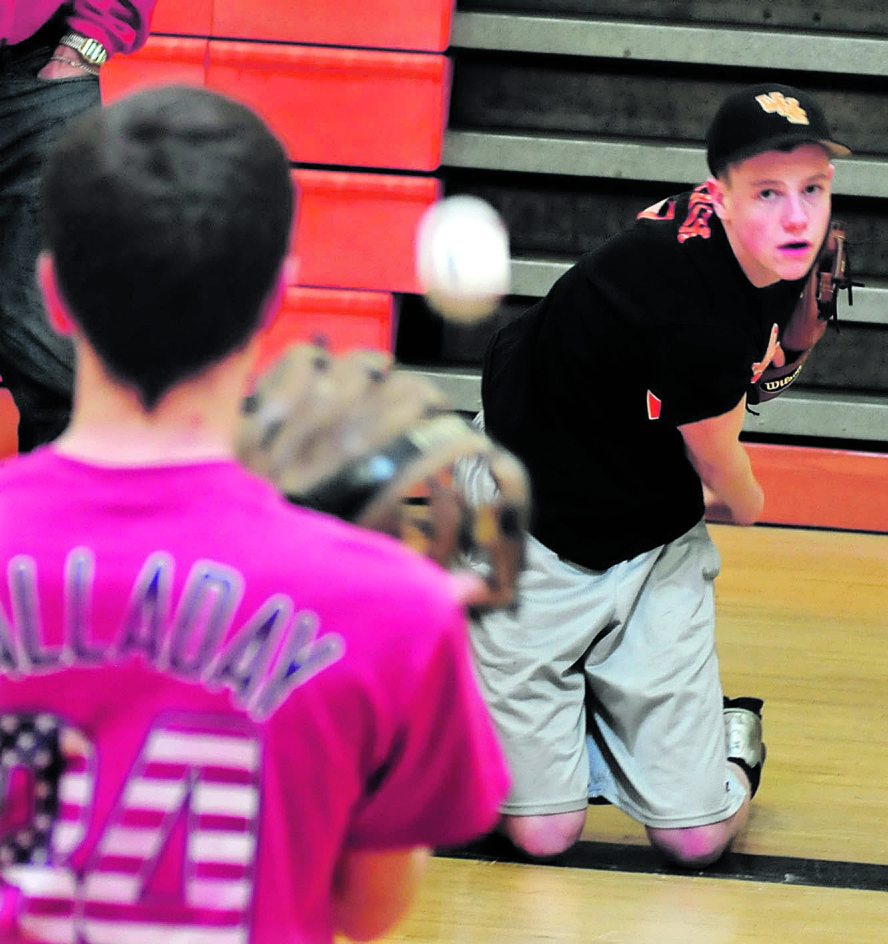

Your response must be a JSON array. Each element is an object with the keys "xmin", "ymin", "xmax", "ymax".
[
  {"xmin": 371, "ymin": 522, "xmax": 888, "ymax": 943},
  {"xmin": 3, "ymin": 393, "xmax": 885, "ymax": 939}
]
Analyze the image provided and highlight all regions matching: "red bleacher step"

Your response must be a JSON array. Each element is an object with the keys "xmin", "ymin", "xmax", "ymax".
[
  {"xmin": 148, "ymin": 0, "xmax": 213, "ymax": 36},
  {"xmin": 291, "ymin": 170, "xmax": 440, "ymax": 294},
  {"xmin": 206, "ymin": 42, "xmax": 451, "ymax": 172},
  {"xmin": 100, "ymin": 36, "xmax": 208, "ymax": 102},
  {"xmin": 211, "ymin": 0, "xmax": 455, "ymax": 52},
  {"xmin": 256, "ymin": 288, "xmax": 395, "ymax": 375}
]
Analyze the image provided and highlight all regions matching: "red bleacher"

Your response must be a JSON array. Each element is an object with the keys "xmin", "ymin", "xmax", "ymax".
[
  {"xmin": 206, "ymin": 42, "xmax": 451, "ymax": 171},
  {"xmin": 211, "ymin": 0, "xmax": 455, "ymax": 52},
  {"xmin": 254, "ymin": 288, "xmax": 395, "ymax": 376},
  {"xmin": 99, "ymin": 0, "xmax": 451, "ymax": 367},
  {"xmin": 99, "ymin": 36, "xmax": 208, "ymax": 97},
  {"xmin": 290, "ymin": 170, "xmax": 439, "ymax": 294},
  {"xmin": 148, "ymin": 0, "xmax": 455, "ymax": 50},
  {"xmin": 145, "ymin": 0, "xmax": 212, "ymax": 37},
  {"xmin": 104, "ymin": 40, "xmax": 451, "ymax": 171}
]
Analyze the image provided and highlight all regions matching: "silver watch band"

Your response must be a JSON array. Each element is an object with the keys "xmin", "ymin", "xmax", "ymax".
[{"xmin": 59, "ymin": 32, "xmax": 109, "ymax": 68}]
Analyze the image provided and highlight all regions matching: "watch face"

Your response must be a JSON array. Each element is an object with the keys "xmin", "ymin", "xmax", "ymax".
[
  {"xmin": 80, "ymin": 40, "xmax": 107, "ymax": 65},
  {"xmin": 62, "ymin": 33, "xmax": 108, "ymax": 66}
]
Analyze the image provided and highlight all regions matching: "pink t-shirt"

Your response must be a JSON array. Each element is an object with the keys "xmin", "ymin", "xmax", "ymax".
[{"xmin": 0, "ymin": 449, "xmax": 509, "ymax": 944}]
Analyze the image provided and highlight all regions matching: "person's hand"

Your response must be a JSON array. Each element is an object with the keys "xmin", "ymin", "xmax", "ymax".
[
  {"xmin": 703, "ymin": 480, "xmax": 764, "ymax": 527},
  {"xmin": 448, "ymin": 571, "xmax": 491, "ymax": 610},
  {"xmin": 38, "ymin": 47, "xmax": 97, "ymax": 80},
  {"xmin": 750, "ymin": 324, "xmax": 785, "ymax": 384},
  {"xmin": 702, "ymin": 483, "xmax": 732, "ymax": 524}
]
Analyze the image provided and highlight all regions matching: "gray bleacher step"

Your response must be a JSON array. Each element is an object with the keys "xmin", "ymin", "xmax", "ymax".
[
  {"xmin": 741, "ymin": 389, "xmax": 888, "ymax": 441},
  {"xmin": 450, "ymin": 12, "xmax": 888, "ymax": 77},
  {"xmin": 399, "ymin": 366, "xmax": 888, "ymax": 442},
  {"xmin": 443, "ymin": 130, "xmax": 888, "ymax": 201}
]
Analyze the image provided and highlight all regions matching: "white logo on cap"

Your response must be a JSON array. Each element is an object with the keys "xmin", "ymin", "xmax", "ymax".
[{"xmin": 755, "ymin": 92, "xmax": 809, "ymax": 125}]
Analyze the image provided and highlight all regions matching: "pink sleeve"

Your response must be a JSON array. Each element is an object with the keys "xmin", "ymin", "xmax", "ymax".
[
  {"xmin": 346, "ymin": 616, "xmax": 510, "ymax": 851},
  {"xmin": 66, "ymin": 0, "xmax": 160, "ymax": 57}
]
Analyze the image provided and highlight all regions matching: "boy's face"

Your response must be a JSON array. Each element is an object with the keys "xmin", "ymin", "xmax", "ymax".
[{"xmin": 710, "ymin": 144, "xmax": 834, "ymax": 287}]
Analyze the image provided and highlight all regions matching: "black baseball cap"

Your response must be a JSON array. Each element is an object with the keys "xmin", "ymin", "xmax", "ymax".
[{"xmin": 706, "ymin": 83, "xmax": 850, "ymax": 176}]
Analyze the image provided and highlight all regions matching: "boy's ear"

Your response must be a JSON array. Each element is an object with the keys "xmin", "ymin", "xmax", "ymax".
[
  {"xmin": 707, "ymin": 176, "xmax": 728, "ymax": 221},
  {"xmin": 283, "ymin": 256, "xmax": 299, "ymax": 286},
  {"xmin": 37, "ymin": 253, "xmax": 75, "ymax": 335},
  {"xmin": 258, "ymin": 260, "xmax": 296, "ymax": 331}
]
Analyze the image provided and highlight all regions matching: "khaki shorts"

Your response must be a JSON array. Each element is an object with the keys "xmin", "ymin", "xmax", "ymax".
[{"xmin": 460, "ymin": 449, "xmax": 746, "ymax": 829}]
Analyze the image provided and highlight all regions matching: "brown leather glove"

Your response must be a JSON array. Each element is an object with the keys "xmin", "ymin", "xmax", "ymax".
[
  {"xmin": 238, "ymin": 343, "xmax": 530, "ymax": 612},
  {"xmin": 748, "ymin": 220, "xmax": 857, "ymax": 405}
]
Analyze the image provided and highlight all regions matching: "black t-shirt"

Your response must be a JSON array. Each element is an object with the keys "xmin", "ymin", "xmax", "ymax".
[{"xmin": 482, "ymin": 184, "xmax": 805, "ymax": 570}]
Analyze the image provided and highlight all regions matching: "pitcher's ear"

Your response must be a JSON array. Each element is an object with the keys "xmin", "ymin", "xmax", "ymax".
[{"xmin": 707, "ymin": 176, "xmax": 729, "ymax": 221}]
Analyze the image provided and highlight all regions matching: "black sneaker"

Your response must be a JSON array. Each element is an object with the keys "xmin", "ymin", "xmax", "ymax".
[{"xmin": 723, "ymin": 696, "xmax": 766, "ymax": 797}]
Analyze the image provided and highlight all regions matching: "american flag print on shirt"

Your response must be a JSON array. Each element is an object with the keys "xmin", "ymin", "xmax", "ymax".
[
  {"xmin": 1, "ymin": 712, "xmax": 262, "ymax": 944},
  {"xmin": 0, "ymin": 712, "xmax": 93, "ymax": 868}
]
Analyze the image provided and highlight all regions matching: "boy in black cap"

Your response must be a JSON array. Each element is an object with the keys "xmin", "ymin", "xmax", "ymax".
[{"xmin": 465, "ymin": 83, "xmax": 849, "ymax": 864}]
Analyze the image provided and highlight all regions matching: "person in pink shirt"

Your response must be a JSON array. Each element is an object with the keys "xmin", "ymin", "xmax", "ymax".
[
  {"xmin": 0, "ymin": 0, "xmax": 159, "ymax": 452},
  {"xmin": 0, "ymin": 84, "xmax": 510, "ymax": 943}
]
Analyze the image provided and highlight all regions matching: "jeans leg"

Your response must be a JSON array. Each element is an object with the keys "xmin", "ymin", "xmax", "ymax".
[{"xmin": 0, "ymin": 54, "xmax": 101, "ymax": 450}]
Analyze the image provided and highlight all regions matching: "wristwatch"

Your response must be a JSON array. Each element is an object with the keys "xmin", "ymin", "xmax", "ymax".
[{"xmin": 59, "ymin": 32, "xmax": 109, "ymax": 68}]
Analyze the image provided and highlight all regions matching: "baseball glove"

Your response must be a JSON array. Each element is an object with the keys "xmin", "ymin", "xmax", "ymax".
[
  {"xmin": 237, "ymin": 343, "xmax": 530, "ymax": 612},
  {"xmin": 748, "ymin": 219, "xmax": 857, "ymax": 405}
]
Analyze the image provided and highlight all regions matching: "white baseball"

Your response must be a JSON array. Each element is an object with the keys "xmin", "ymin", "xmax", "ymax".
[{"xmin": 415, "ymin": 195, "xmax": 511, "ymax": 323}]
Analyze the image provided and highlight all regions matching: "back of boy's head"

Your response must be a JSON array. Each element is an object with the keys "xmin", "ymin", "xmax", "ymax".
[{"xmin": 42, "ymin": 84, "xmax": 295, "ymax": 409}]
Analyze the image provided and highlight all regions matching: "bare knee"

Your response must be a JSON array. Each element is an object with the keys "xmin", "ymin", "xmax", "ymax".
[
  {"xmin": 646, "ymin": 768, "xmax": 752, "ymax": 869},
  {"xmin": 503, "ymin": 809, "xmax": 587, "ymax": 858},
  {"xmin": 646, "ymin": 822, "xmax": 734, "ymax": 869}
]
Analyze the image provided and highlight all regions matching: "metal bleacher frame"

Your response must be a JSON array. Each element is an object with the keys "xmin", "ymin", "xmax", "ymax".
[{"xmin": 407, "ymin": 11, "xmax": 888, "ymax": 446}]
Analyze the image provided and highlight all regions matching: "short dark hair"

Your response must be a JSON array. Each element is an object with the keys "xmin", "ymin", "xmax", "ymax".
[{"xmin": 42, "ymin": 84, "xmax": 295, "ymax": 409}]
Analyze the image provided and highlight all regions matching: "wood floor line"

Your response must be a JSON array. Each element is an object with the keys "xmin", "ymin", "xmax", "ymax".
[{"xmin": 439, "ymin": 835, "xmax": 888, "ymax": 894}]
